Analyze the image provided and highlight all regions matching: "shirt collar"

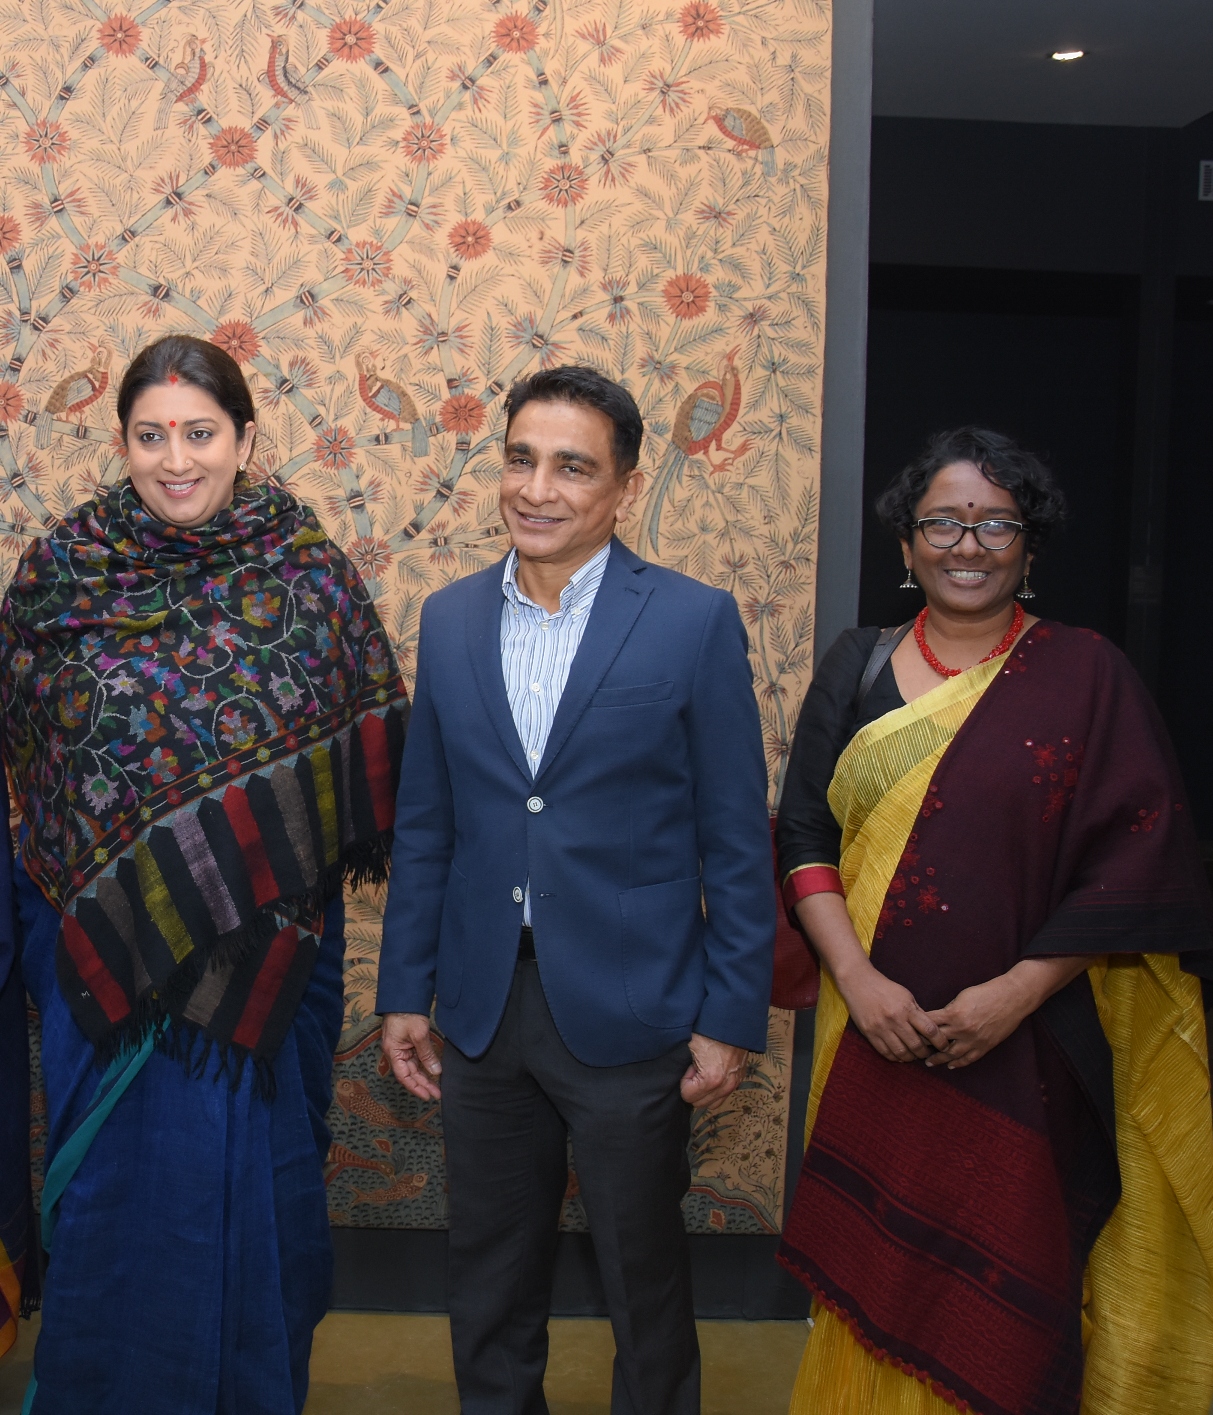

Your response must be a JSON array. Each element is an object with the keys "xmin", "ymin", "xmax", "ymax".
[{"xmin": 502, "ymin": 541, "xmax": 612, "ymax": 614}]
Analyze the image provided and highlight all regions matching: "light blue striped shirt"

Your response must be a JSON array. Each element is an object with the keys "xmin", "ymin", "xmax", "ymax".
[
  {"xmin": 501, "ymin": 541, "xmax": 611, "ymax": 924},
  {"xmin": 500, "ymin": 541, "xmax": 610, "ymax": 773}
]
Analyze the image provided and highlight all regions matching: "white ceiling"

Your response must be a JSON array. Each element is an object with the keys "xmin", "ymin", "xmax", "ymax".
[{"xmin": 873, "ymin": 0, "xmax": 1213, "ymax": 128}]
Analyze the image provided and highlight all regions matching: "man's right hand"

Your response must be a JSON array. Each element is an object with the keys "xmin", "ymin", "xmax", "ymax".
[{"xmin": 382, "ymin": 1012, "xmax": 443, "ymax": 1100}]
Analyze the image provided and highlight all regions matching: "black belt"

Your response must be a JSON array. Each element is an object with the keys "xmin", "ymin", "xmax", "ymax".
[{"xmin": 518, "ymin": 925, "xmax": 536, "ymax": 960}]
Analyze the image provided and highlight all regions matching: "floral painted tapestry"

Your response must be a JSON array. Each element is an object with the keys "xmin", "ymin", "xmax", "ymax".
[{"xmin": 2, "ymin": 0, "xmax": 830, "ymax": 1234}]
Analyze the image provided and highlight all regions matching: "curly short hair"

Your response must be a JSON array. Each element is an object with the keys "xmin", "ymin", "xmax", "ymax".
[{"xmin": 874, "ymin": 427, "xmax": 1067, "ymax": 552}]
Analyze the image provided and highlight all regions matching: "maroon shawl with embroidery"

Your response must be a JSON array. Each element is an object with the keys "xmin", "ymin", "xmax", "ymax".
[{"xmin": 778, "ymin": 623, "xmax": 1213, "ymax": 1415}]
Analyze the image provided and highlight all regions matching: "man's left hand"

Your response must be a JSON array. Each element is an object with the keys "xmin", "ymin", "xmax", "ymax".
[{"xmin": 681, "ymin": 1033, "xmax": 749, "ymax": 1108}]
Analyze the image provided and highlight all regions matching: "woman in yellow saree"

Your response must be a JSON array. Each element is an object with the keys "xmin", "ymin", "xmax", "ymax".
[{"xmin": 776, "ymin": 429, "xmax": 1213, "ymax": 1415}]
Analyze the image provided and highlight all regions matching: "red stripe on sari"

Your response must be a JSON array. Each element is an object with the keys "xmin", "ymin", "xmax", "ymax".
[
  {"xmin": 232, "ymin": 926, "xmax": 299, "ymax": 1050},
  {"xmin": 61, "ymin": 914, "xmax": 131, "ymax": 1023}
]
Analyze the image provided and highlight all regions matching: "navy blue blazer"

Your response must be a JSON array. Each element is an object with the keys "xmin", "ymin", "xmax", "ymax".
[{"xmin": 375, "ymin": 538, "xmax": 775, "ymax": 1066}]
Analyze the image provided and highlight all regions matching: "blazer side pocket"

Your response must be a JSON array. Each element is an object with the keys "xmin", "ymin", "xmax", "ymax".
[
  {"xmin": 619, "ymin": 875, "xmax": 705, "ymax": 1029},
  {"xmin": 593, "ymin": 680, "xmax": 675, "ymax": 709},
  {"xmin": 436, "ymin": 862, "xmax": 468, "ymax": 1007}
]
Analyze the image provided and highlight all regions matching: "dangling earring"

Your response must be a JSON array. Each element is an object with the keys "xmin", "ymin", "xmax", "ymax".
[
  {"xmin": 1016, "ymin": 573, "xmax": 1035, "ymax": 601},
  {"xmin": 899, "ymin": 567, "xmax": 918, "ymax": 590}
]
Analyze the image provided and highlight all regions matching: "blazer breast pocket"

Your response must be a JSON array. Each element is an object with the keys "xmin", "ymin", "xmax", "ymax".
[{"xmin": 593, "ymin": 680, "xmax": 675, "ymax": 709}]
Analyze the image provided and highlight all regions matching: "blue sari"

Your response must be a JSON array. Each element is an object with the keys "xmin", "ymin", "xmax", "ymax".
[{"xmin": 17, "ymin": 858, "xmax": 344, "ymax": 1415}]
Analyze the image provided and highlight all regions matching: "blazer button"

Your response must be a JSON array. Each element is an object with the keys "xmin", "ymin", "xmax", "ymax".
[
  {"xmin": 526, "ymin": 796, "xmax": 544, "ymax": 813},
  {"xmin": 512, "ymin": 886, "xmax": 524, "ymax": 903}
]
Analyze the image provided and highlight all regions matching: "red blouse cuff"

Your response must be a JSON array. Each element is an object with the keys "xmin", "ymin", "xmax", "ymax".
[{"xmin": 782, "ymin": 864, "xmax": 845, "ymax": 913}]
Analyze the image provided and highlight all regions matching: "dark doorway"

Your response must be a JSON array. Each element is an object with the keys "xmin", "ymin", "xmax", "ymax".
[
  {"xmin": 1160, "ymin": 277, "xmax": 1213, "ymax": 839},
  {"xmin": 857, "ymin": 265, "xmax": 1139, "ymax": 645}
]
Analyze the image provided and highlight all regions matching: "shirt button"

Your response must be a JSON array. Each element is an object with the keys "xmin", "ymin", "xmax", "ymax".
[
  {"xmin": 512, "ymin": 886, "xmax": 524, "ymax": 903},
  {"xmin": 527, "ymin": 796, "xmax": 544, "ymax": 813},
  {"xmin": 540, "ymin": 622, "xmax": 550, "ymax": 631},
  {"xmin": 531, "ymin": 683, "xmax": 541, "ymax": 692},
  {"xmin": 529, "ymin": 750, "xmax": 539, "ymax": 760}
]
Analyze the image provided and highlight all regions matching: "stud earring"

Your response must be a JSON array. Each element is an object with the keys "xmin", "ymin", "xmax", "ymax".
[
  {"xmin": 1016, "ymin": 574, "xmax": 1035, "ymax": 601},
  {"xmin": 238, "ymin": 462, "xmax": 247, "ymax": 473},
  {"xmin": 899, "ymin": 567, "xmax": 918, "ymax": 590}
]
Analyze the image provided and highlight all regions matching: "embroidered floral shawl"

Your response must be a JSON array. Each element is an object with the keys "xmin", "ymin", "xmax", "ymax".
[{"xmin": 0, "ymin": 480, "xmax": 408, "ymax": 1074}]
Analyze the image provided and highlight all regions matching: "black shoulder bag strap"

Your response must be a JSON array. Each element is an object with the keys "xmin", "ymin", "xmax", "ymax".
[{"xmin": 853, "ymin": 621, "xmax": 913, "ymax": 712}]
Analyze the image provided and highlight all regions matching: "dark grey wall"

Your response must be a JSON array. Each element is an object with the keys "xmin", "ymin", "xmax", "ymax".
[
  {"xmin": 870, "ymin": 115, "xmax": 1213, "ymax": 279},
  {"xmin": 814, "ymin": 0, "xmax": 875, "ymax": 664}
]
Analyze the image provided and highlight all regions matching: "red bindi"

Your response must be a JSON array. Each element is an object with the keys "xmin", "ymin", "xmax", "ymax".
[{"xmin": 169, "ymin": 420, "xmax": 176, "ymax": 427}]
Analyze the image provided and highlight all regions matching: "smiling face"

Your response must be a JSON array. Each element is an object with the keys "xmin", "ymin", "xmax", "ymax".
[
  {"xmin": 125, "ymin": 381, "xmax": 256, "ymax": 527},
  {"xmin": 902, "ymin": 460, "xmax": 1031, "ymax": 617},
  {"xmin": 500, "ymin": 398, "xmax": 643, "ymax": 571}
]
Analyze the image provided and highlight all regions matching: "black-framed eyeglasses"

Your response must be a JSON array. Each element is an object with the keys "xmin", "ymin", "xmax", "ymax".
[{"xmin": 913, "ymin": 517, "xmax": 1025, "ymax": 551}]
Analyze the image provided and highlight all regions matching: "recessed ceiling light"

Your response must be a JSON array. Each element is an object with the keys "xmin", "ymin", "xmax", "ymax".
[{"xmin": 1051, "ymin": 50, "xmax": 1084, "ymax": 61}]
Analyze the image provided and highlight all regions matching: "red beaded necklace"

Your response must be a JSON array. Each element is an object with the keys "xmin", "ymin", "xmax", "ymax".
[{"xmin": 913, "ymin": 603, "xmax": 1024, "ymax": 678}]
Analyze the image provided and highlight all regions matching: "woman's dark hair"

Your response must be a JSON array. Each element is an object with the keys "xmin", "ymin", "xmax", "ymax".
[
  {"xmin": 116, "ymin": 335, "xmax": 255, "ymax": 441},
  {"xmin": 503, "ymin": 366, "xmax": 643, "ymax": 478},
  {"xmin": 875, "ymin": 426, "xmax": 1066, "ymax": 551}
]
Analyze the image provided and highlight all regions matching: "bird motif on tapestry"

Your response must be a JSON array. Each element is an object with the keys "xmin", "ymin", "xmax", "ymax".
[
  {"xmin": 707, "ymin": 106, "xmax": 776, "ymax": 177},
  {"xmin": 35, "ymin": 344, "xmax": 112, "ymax": 449},
  {"xmin": 263, "ymin": 35, "xmax": 318, "ymax": 130},
  {"xmin": 355, "ymin": 352, "xmax": 430, "ymax": 458},
  {"xmin": 638, "ymin": 346, "xmax": 753, "ymax": 554},
  {"xmin": 154, "ymin": 36, "xmax": 208, "ymax": 131}
]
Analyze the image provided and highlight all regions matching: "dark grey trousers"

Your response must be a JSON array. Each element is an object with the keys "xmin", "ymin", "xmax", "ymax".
[{"xmin": 441, "ymin": 957, "xmax": 700, "ymax": 1415}]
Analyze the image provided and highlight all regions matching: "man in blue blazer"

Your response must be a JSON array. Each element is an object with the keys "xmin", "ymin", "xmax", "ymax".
[{"xmin": 377, "ymin": 366, "xmax": 774, "ymax": 1415}]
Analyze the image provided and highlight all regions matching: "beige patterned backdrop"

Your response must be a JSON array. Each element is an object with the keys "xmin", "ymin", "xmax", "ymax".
[{"xmin": 2, "ymin": 0, "xmax": 830, "ymax": 1233}]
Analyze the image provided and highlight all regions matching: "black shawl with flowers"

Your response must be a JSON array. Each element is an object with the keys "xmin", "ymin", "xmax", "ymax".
[{"xmin": 0, "ymin": 480, "xmax": 408, "ymax": 1076}]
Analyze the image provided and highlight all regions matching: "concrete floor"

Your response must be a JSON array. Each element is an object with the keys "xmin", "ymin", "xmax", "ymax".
[{"xmin": 0, "ymin": 1311, "xmax": 807, "ymax": 1414}]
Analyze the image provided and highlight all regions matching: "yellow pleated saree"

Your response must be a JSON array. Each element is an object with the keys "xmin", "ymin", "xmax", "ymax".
[{"xmin": 778, "ymin": 626, "xmax": 1213, "ymax": 1415}]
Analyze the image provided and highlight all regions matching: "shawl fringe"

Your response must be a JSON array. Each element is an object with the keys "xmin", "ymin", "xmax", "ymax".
[{"xmin": 87, "ymin": 828, "xmax": 394, "ymax": 1093}]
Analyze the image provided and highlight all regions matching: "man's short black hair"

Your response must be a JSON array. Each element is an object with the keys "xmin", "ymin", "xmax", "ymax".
[
  {"xmin": 503, "ymin": 366, "xmax": 644, "ymax": 478},
  {"xmin": 875, "ymin": 426, "xmax": 1067, "ymax": 552}
]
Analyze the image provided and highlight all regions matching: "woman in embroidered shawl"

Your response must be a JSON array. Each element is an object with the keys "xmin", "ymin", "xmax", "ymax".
[
  {"xmin": 0, "ymin": 335, "xmax": 409, "ymax": 1413},
  {"xmin": 776, "ymin": 428, "xmax": 1213, "ymax": 1415}
]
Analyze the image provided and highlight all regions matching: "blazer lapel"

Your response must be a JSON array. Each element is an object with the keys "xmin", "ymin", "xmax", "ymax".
[
  {"xmin": 467, "ymin": 559, "xmax": 533, "ymax": 782},
  {"xmin": 536, "ymin": 540, "xmax": 653, "ymax": 780}
]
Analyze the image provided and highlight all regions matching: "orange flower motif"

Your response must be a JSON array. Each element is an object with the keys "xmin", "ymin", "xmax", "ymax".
[
  {"xmin": 348, "ymin": 536, "xmax": 393, "ymax": 579},
  {"xmin": 210, "ymin": 126, "xmax": 257, "ymax": 169},
  {"xmin": 439, "ymin": 394, "xmax": 486, "ymax": 435},
  {"xmin": 401, "ymin": 121, "xmax": 447, "ymax": 165},
  {"xmin": 22, "ymin": 121, "xmax": 69, "ymax": 166},
  {"xmin": 663, "ymin": 273, "xmax": 712, "ymax": 320},
  {"xmin": 493, "ymin": 12, "xmax": 539, "ymax": 53},
  {"xmin": 539, "ymin": 163, "xmax": 588, "ymax": 208},
  {"xmin": 0, "ymin": 382, "xmax": 24, "ymax": 422},
  {"xmin": 211, "ymin": 321, "xmax": 261, "ymax": 364},
  {"xmin": 0, "ymin": 215, "xmax": 20, "ymax": 254},
  {"xmin": 98, "ymin": 13, "xmax": 142, "ymax": 55},
  {"xmin": 448, "ymin": 219, "xmax": 492, "ymax": 261},
  {"xmin": 315, "ymin": 425, "xmax": 355, "ymax": 470},
  {"xmin": 329, "ymin": 15, "xmax": 376, "ymax": 60},
  {"xmin": 679, "ymin": 0, "xmax": 723, "ymax": 41},
  {"xmin": 342, "ymin": 241, "xmax": 393, "ymax": 289},
  {"xmin": 71, "ymin": 243, "xmax": 118, "ymax": 292}
]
